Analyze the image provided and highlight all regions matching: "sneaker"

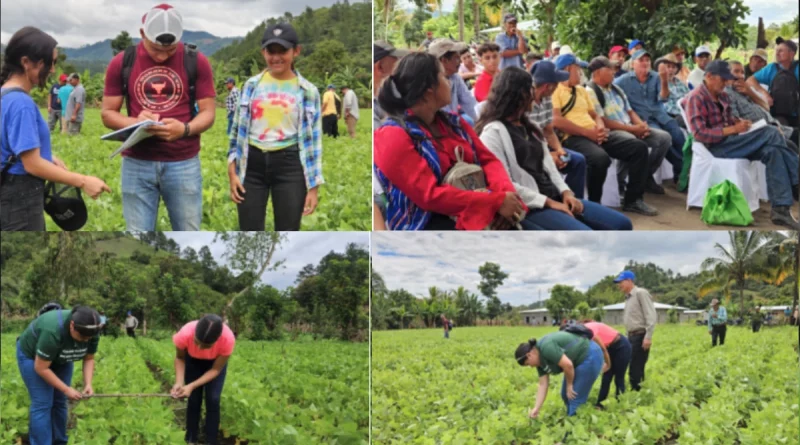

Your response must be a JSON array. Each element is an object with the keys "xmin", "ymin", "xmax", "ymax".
[
  {"xmin": 645, "ymin": 178, "xmax": 665, "ymax": 195},
  {"xmin": 623, "ymin": 199, "xmax": 659, "ymax": 216},
  {"xmin": 770, "ymin": 206, "xmax": 800, "ymax": 230}
]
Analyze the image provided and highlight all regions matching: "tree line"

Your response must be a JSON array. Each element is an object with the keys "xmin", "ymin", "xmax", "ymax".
[{"xmin": 0, "ymin": 232, "xmax": 368, "ymax": 341}]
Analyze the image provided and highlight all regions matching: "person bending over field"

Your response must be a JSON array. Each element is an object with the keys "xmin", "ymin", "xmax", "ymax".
[
  {"xmin": 515, "ymin": 329, "xmax": 609, "ymax": 418},
  {"xmin": 0, "ymin": 27, "xmax": 110, "ymax": 231},
  {"xmin": 228, "ymin": 22, "xmax": 323, "ymax": 231},
  {"xmin": 373, "ymin": 52, "xmax": 525, "ymax": 230},
  {"xmin": 580, "ymin": 321, "xmax": 632, "ymax": 407},
  {"xmin": 16, "ymin": 305, "xmax": 102, "ymax": 445},
  {"xmin": 171, "ymin": 314, "xmax": 236, "ymax": 445},
  {"xmin": 477, "ymin": 66, "xmax": 632, "ymax": 230}
]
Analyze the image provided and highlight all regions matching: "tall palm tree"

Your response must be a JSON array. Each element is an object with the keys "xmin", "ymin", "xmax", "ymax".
[{"xmin": 699, "ymin": 231, "xmax": 773, "ymax": 316}]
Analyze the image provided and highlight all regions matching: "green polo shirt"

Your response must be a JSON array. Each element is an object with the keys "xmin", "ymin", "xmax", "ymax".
[
  {"xmin": 18, "ymin": 310, "xmax": 99, "ymax": 365},
  {"xmin": 536, "ymin": 331, "xmax": 589, "ymax": 377}
]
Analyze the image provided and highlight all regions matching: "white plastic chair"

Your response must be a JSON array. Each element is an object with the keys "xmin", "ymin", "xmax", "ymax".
[
  {"xmin": 599, "ymin": 149, "xmax": 673, "ymax": 208},
  {"xmin": 678, "ymin": 97, "xmax": 762, "ymax": 211}
]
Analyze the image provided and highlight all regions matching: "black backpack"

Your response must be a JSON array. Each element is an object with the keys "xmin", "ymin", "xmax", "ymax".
[
  {"xmin": 588, "ymin": 81, "xmax": 626, "ymax": 111},
  {"xmin": 560, "ymin": 322, "xmax": 594, "ymax": 340},
  {"xmin": 770, "ymin": 61, "xmax": 799, "ymax": 117},
  {"xmin": 121, "ymin": 43, "xmax": 199, "ymax": 119}
]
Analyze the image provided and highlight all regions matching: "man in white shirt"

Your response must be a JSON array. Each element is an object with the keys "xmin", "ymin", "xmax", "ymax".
[
  {"xmin": 687, "ymin": 45, "xmax": 712, "ymax": 89},
  {"xmin": 342, "ymin": 85, "xmax": 359, "ymax": 138}
]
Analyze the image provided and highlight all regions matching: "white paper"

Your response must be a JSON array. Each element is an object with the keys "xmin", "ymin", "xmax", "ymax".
[
  {"xmin": 101, "ymin": 120, "xmax": 164, "ymax": 159},
  {"xmin": 742, "ymin": 119, "xmax": 767, "ymax": 135}
]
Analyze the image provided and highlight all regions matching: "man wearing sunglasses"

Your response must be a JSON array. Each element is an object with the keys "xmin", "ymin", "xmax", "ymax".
[
  {"xmin": 16, "ymin": 305, "xmax": 102, "ymax": 445},
  {"xmin": 102, "ymin": 3, "xmax": 216, "ymax": 232}
]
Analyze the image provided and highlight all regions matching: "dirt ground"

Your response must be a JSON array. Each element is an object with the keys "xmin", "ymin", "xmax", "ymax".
[{"xmin": 615, "ymin": 181, "xmax": 799, "ymax": 230}]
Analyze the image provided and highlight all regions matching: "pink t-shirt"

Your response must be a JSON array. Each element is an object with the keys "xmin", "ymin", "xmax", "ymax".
[
  {"xmin": 584, "ymin": 322, "xmax": 619, "ymax": 347},
  {"xmin": 173, "ymin": 320, "xmax": 235, "ymax": 360}
]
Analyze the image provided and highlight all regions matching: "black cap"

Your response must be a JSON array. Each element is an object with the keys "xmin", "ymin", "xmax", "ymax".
[
  {"xmin": 262, "ymin": 23, "xmax": 299, "ymax": 49},
  {"xmin": 587, "ymin": 56, "xmax": 618, "ymax": 73},
  {"xmin": 71, "ymin": 306, "xmax": 101, "ymax": 337},
  {"xmin": 776, "ymin": 37, "xmax": 798, "ymax": 53},
  {"xmin": 374, "ymin": 40, "xmax": 410, "ymax": 64},
  {"xmin": 706, "ymin": 59, "xmax": 736, "ymax": 80},
  {"xmin": 44, "ymin": 182, "xmax": 87, "ymax": 231},
  {"xmin": 195, "ymin": 314, "xmax": 224, "ymax": 344}
]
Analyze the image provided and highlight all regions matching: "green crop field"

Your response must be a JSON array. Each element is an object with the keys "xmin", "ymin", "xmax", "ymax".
[
  {"xmin": 42, "ymin": 108, "xmax": 371, "ymax": 231},
  {"xmin": 1, "ymin": 335, "xmax": 368, "ymax": 444},
  {"xmin": 372, "ymin": 325, "xmax": 799, "ymax": 444}
]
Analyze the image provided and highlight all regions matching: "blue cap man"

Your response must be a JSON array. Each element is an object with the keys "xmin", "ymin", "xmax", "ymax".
[
  {"xmin": 530, "ymin": 60, "xmax": 570, "ymax": 85},
  {"xmin": 554, "ymin": 53, "xmax": 588, "ymax": 71},
  {"xmin": 613, "ymin": 270, "xmax": 636, "ymax": 283},
  {"xmin": 628, "ymin": 39, "xmax": 644, "ymax": 52}
]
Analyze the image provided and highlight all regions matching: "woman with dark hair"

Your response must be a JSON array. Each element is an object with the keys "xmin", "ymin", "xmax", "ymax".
[
  {"xmin": 1, "ymin": 27, "xmax": 110, "ymax": 231},
  {"xmin": 373, "ymin": 52, "xmax": 525, "ymax": 230},
  {"xmin": 580, "ymin": 320, "xmax": 632, "ymax": 407},
  {"xmin": 514, "ymin": 330, "xmax": 608, "ymax": 418},
  {"xmin": 476, "ymin": 67, "xmax": 632, "ymax": 230},
  {"xmin": 16, "ymin": 305, "xmax": 102, "ymax": 445},
  {"xmin": 171, "ymin": 314, "xmax": 236, "ymax": 445},
  {"xmin": 228, "ymin": 22, "xmax": 322, "ymax": 231}
]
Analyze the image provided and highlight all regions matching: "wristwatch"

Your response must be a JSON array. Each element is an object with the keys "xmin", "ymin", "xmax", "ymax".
[{"xmin": 183, "ymin": 123, "xmax": 191, "ymax": 138}]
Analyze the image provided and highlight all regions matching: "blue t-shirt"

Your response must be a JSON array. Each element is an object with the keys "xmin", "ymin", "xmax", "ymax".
[
  {"xmin": 1, "ymin": 89, "xmax": 53, "ymax": 176},
  {"xmin": 49, "ymin": 83, "xmax": 61, "ymax": 109},
  {"xmin": 495, "ymin": 32, "xmax": 526, "ymax": 70},
  {"xmin": 753, "ymin": 62, "xmax": 800, "ymax": 117},
  {"xmin": 57, "ymin": 84, "xmax": 73, "ymax": 114}
]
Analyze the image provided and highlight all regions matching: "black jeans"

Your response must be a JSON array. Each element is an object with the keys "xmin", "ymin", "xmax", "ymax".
[
  {"xmin": 0, "ymin": 174, "xmax": 46, "ymax": 231},
  {"xmin": 711, "ymin": 324, "xmax": 727, "ymax": 346},
  {"xmin": 237, "ymin": 145, "xmax": 307, "ymax": 231},
  {"xmin": 751, "ymin": 321, "xmax": 761, "ymax": 332},
  {"xmin": 322, "ymin": 114, "xmax": 339, "ymax": 137},
  {"xmin": 563, "ymin": 131, "xmax": 649, "ymax": 203},
  {"xmin": 596, "ymin": 335, "xmax": 632, "ymax": 406},
  {"xmin": 628, "ymin": 333, "xmax": 650, "ymax": 391},
  {"xmin": 126, "ymin": 327, "xmax": 136, "ymax": 338},
  {"xmin": 185, "ymin": 355, "xmax": 228, "ymax": 445}
]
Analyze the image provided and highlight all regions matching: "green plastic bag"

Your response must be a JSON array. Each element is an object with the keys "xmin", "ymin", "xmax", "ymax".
[{"xmin": 701, "ymin": 180, "xmax": 754, "ymax": 226}]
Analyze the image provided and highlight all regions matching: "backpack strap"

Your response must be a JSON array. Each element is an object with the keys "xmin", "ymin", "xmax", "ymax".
[
  {"xmin": 561, "ymin": 86, "xmax": 578, "ymax": 116},
  {"xmin": 588, "ymin": 82, "xmax": 605, "ymax": 110},
  {"xmin": 120, "ymin": 46, "xmax": 138, "ymax": 110},
  {"xmin": 183, "ymin": 43, "xmax": 198, "ymax": 119}
]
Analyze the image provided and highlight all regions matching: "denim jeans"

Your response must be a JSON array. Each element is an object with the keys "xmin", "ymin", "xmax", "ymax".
[
  {"xmin": 559, "ymin": 149, "xmax": 586, "ymax": 199},
  {"xmin": 520, "ymin": 200, "xmax": 633, "ymax": 230},
  {"xmin": 708, "ymin": 125, "xmax": 799, "ymax": 207},
  {"xmin": 226, "ymin": 112, "xmax": 234, "ymax": 136},
  {"xmin": 647, "ymin": 118, "xmax": 685, "ymax": 179},
  {"xmin": 0, "ymin": 175, "xmax": 46, "ymax": 231},
  {"xmin": 121, "ymin": 155, "xmax": 202, "ymax": 231},
  {"xmin": 560, "ymin": 341, "xmax": 604, "ymax": 416},
  {"xmin": 444, "ymin": 329, "xmax": 449, "ymax": 339},
  {"xmin": 185, "ymin": 355, "xmax": 228, "ymax": 445},
  {"xmin": 596, "ymin": 335, "xmax": 632, "ymax": 406},
  {"xmin": 711, "ymin": 324, "xmax": 727, "ymax": 347},
  {"xmin": 17, "ymin": 340, "xmax": 73, "ymax": 445},
  {"xmin": 628, "ymin": 333, "xmax": 650, "ymax": 391}
]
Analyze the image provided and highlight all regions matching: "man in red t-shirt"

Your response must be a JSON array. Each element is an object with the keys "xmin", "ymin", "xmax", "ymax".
[
  {"xmin": 473, "ymin": 43, "xmax": 501, "ymax": 102},
  {"xmin": 101, "ymin": 4, "xmax": 216, "ymax": 231}
]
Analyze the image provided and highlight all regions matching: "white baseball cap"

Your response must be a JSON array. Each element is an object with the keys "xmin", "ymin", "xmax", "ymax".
[
  {"xmin": 695, "ymin": 45, "xmax": 712, "ymax": 57},
  {"xmin": 552, "ymin": 41, "xmax": 561, "ymax": 49},
  {"xmin": 142, "ymin": 3, "xmax": 184, "ymax": 46}
]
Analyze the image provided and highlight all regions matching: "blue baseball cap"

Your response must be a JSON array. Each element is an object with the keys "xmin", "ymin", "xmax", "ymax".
[
  {"xmin": 705, "ymin": 60, "xmax": 736, "ymax": 80},
  {"xmin": 327, "ymin": 84, "xmax": 335, "ymax": 89},
  {"xmin": 613, "ymin": 270, "xmax": 636, "ymax": 283},
  {"xmin": 530, "ymin": 60, "xmax": 570, "ymax": 85},
  {"xmin": 554, "ymin": 54, "xmax": 588, "ymax": 71},
  {"xmin": 630, "ymin": 49, "xmax": 651, "ymax": 61},
  {"xmin": 628, "ymin": 39, "xmax": 644, "ymax": 51},
  {"xmin": 225, "ymin": 77, "xmax": 235, "ymax": 84}
]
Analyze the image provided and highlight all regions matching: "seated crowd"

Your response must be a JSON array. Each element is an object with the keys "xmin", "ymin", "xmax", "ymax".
[{"xmin": 372, "ymin": 15, "xmax": 800, "ymax": 231}]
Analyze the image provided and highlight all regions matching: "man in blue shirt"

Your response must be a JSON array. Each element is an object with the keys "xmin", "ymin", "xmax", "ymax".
[
  {"xmin": 747, "ymin": 37, "xmax": 799, "ymax": 128},
  {"xmin": 708, "ymin": 298, "xmax": 727, "ymax": 347},
  {"xmin": 495, "ymin": 14, "xmax": 527, "ymax": 70},
  {"xmin": 615, "ymin": 49, "xmax": 684, "ymax": 181},
  {"xmin": 428, "ymin": 38, "xmax": 478, "ymax": 125},
  {"xmin": 47, "ymin": 74, "xmax": 66, "ymax": 132},
  {"xmin": 56, "ymin": 78, "xmax": 73, "ymax": 134}
]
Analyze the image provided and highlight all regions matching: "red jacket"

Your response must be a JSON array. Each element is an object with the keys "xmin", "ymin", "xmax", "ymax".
[
  {"xmin": 374, "ymin": 114, "xmax": 521, "ymax": 230},
  {"xmin": 474, "ymin": 71, "xmax": 494, "ymax": 103}
]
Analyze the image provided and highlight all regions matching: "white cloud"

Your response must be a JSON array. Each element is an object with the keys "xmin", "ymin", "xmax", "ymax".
[
  {"xmin": 1, "ymin": 0, "xmax": 346, "ymax": 47},
  {"xmin": 371, "ymin": 232, "xmax": 737, "ymax": 306}
]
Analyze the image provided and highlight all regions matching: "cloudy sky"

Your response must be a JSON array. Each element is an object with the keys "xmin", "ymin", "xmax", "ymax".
[
  {"xmin": 166, "ymin": 232, "xmax": 368, "ymax": 291},
  {"xmin": 405, "ymin": 0, "xmax": 795, "ymax": 27},
  {"xmin": 0, "ymin": 0, "xmax": 358, "ymax": 47},
  {"xmin": 371, "ymin": 232, "xmax": 742, "ymax": 307}
]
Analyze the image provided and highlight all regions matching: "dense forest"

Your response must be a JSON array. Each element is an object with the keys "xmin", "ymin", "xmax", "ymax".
[
  {"xmin": 0, "ymin": 232, "xmax": 368, "ymax": 342},
  {"xmin": 371, "ymin": 232, "xmax": 797, "ymax": 330}
]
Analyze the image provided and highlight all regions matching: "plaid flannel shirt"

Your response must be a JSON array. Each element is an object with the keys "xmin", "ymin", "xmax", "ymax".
[
  {"xmin": 684, "ymin": 83, "xmax": 736, "ymax": 145},
  {"xmin": 227, "ymin": 70, "xmax": 324, "ymax": 190},
  {"xmin": 226, "ymin": 86, "xmax": 239, "ymax": 115}
]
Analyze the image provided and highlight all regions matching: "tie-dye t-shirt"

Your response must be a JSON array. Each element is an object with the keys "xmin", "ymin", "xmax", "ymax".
[{"xmin": 248, "ymin": 72, "xmax": 303, "ymax": 151}]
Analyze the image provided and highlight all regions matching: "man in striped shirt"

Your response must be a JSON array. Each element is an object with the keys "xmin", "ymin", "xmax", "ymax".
[
  {"xmin": 708, "ymin": 298, "xmax": 727, "ymax": 347},
  {"xmin": 225, "ymin": 77, "xmax": 239, "ymax": 136},
  {"xmin": 684, "ymin": 60, "xmax": 800, "ymax": 230}
]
